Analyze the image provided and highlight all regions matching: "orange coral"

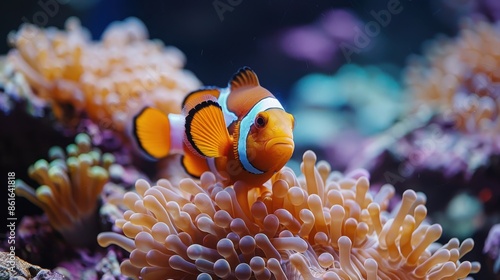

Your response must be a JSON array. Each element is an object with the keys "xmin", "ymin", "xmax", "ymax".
[
  {"xmin": 7, "ymin": 17, "xmax": 201, "ymax": 131},
  {"xmin": 98, "ymin": 151, "xmax": 479, "ymax": 279},
  {"xmin": 405, "ymin": 20, "xmax": 500, "ymax": 136}
]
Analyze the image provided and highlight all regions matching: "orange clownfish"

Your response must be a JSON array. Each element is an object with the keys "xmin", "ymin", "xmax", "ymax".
[{"xmin": 133, "ymin": 67, "xmax": 295, "ymax": 186}]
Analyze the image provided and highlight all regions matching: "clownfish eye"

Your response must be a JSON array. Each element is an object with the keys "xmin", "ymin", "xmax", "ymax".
[{"xmin": 255, "ymin": 113, "xmax": 267, "ymax": 128}]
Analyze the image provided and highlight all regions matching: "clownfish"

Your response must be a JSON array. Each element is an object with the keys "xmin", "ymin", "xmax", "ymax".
[{"xmin": 132, "ymin": 67, "xmax": 295, "ymax": 186}]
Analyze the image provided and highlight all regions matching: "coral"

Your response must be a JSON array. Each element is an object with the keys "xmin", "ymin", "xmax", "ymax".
[
  {"xmin": 484, "ymin": 224, "xmax": 500, "ymax": 275},
  {"xmin": 289, "ymin": 64, "xmax": 404, "ymax": 169},
  {"xmin": 435, "ymin": 192, "xmax": 484, "ymax": 240},
  {"xmin": 0, "ymin": 252, "xmax": 67, "ymax": 280},
  {"xmin": 94, "ymin": 250, "xmax": 123, "ymax": 279},
  {"xmin": 7, "ymin": 17, "xmax": 201, "ymax": 131},
  {"xmin": 53, "ymin": 249, "xmax": 117, "ymax": 280},
  {"xmin": 98, "ymin": 150, "xmax": 479, "ymax": 279},
  {"xmin": 406, "ymin": 20, "xmax": 500, "ymax": 138},
  {"xmin": 290, "ymin": 64, "xmax": 403, "ymax": 148},
  {"xmin": 16, "ymin": 133, "xmax": 115, "ymax": 247},
  {"xmin": 6, "ymin": 215, "xmax": 69, "ymax": 269},
  {"xmin": 354, "ymin": 20, "xmax": 500, "ymax": 197},
  {"xmin": 0, "ymin": 57, "xmax": 45, "ymax": 116},
  {"xmin": 383, "ymin": 122, "xmax": 496, "ymax": 178}
]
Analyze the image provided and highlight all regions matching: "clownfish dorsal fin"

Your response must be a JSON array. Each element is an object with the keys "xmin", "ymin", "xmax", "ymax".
[
  {"xmin": 182, "ymin": 93, "xmax": 218, "ymax": 116},
  {"xmin": 230, "ymin": 67, "xmax": 260, "ymax": 91},
  {"xmin": 185, "ymin": 100, "xmax": 232, "ymax": 158},
  {"xmin": 182, "ymin": 87, "xmax": 220, "ymax": 108}
]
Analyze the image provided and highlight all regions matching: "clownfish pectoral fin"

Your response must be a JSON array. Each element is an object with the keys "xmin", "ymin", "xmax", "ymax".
[
  {"xmin": 185, "ymin": 100, "xmax": 232, "ymax": 158},
  {"xmin": 181, "ymin": 148, "xmax": 209, "ymax": 178},
  {"xmin": 133, "ymin": 107, "xmax": 171, "ymax": 159},
  {"xmin": 230, "ymin": 66, "xmax": 260, "ymax": 91},
  {"xmin": 182, "ymin": 87, "xmax": 220, "ymax": 108}
]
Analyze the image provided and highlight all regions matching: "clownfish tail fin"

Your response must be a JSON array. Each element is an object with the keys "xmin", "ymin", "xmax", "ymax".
[{"xmin": 132, "ymin": 107, "xmax": 171, "ymax": 159}]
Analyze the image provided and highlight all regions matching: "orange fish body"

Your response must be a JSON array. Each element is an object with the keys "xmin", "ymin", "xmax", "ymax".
[{"xmin": 133, "ymin": 67, "xmax": 294, "ymax": 186}]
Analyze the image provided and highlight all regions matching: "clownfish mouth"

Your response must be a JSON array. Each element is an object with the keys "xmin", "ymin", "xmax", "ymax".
[{"xmin": 265, "ymin": 137, "xmax": 294, "ymax": 152}]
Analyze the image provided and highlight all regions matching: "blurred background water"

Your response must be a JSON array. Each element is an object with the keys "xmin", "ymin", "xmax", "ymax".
[{"xmin": 0, "ymin": 0, "xmax": 454, "ymax": 87}]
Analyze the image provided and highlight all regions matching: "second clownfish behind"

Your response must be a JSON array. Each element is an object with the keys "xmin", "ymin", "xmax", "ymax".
[{"xmin": 132, "ymin": 67, "xmax": 295, "ymax": 186}]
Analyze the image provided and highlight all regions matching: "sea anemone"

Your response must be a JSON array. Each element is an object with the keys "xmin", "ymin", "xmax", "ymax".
[
  {"xmin": 406, "ymin": 20, "xmax": 500, "ymax": 138},
  {"xmin": 7, "ymin": 17, "xmax": 201, "ymax": 131},
  {"xmin": 16, "ymin": 133, "xmax": 115, "ymax": 246},
  {"xmin": 98, "ymin": 150, "xmax": 479, "ymax": 279}
]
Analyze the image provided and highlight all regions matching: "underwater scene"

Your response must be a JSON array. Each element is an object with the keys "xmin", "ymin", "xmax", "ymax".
[{"xmin": 1, "ymin": 0, "xmax": 499, "ymax": 279}]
